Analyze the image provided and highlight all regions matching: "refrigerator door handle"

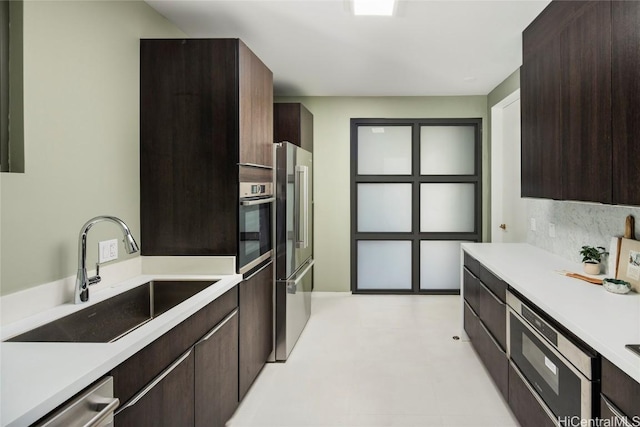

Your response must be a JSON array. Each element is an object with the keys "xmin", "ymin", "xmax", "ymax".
[
  {"xmin": 295, "ymin": 165, "xmax": 309, "ymax": 249},
  {"xmin": 278, "ymin": 259, "xmax": 315, "ymax": 287}
]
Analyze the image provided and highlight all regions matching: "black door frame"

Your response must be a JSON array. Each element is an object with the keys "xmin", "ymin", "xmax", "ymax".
[{"xmin": 350, "ymin": 118, "xmax": 482, "ymax": 294}]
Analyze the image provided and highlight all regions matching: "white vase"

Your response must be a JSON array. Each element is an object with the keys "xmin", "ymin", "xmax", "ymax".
[{"xmin": 583, "ymin": 262, "xmax": 600, "ymax": 275}]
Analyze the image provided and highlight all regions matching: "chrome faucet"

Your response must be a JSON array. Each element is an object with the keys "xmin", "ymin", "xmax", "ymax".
[{"xmin": 75, "ymin": 216, "xmax": 140, "ymax": 304}]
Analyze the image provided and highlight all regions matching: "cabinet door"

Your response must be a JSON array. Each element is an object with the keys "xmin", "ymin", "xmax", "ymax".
[
  {"xmin": 561, "ymin": 1, "xmax": 612, "ymax": 203},
  {"xmin": 195, "ymin": 311, "xmax": 239, "ymax": 427},
  {"xmin": 612, "ymin": 0, "xmax": 640, "ymax": 206},
  {"xmin": 239, "ymin": 261, "xmax": 273, "ymax": 399},
  {"xmin": 239, "ymin": 41, "xmax": 274, "ymax": 168},
  {"xmin": 115, "ymin": 350, "xmax": 195, "ymax": 427},
  {"xmin": 520, "ymin": 44, "xmax": 563, "ymax": 199},
  {"xmin": 601, "ymin": 357, "xmax": 640, "ymax": 420},
  {"xmin": 274, "ymin": 103, "xmax": 314, "ymax": 152}
]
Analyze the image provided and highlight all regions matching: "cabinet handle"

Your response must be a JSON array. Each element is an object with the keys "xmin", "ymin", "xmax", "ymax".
[
  {"xmin": 244, "ymin": 259, "xmax": 273, "ymax": 281},
  {"xmin": 238, "ymin": 162, "xmax": 273, "ymax": 170},
  {"xmin": 197, "ymin": 309, "xmax": 238, "ymax": 343},
  {"xmin": 115, "ymin": 348, "xmax": 193, "ymax": 416},
  {"xmin": 601, "ymin": 394, "xmax": 633, "ymax": 427},
  {"xmin": 240, "ymin": 197, "xmax": 275, "ymax": 206},
  {"xmin": 478, "ymin": 317, "xmax": 505, "ymax": 354},
  {"xmin": 478, "ymin": 280, "xmax": 506, "ymax": 307},
  {"xmin": 509, "ymin": 361, "xmax": 561, "ymax": 427}
]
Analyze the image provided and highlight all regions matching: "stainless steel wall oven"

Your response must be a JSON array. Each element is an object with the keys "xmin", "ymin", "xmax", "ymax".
[
  {"xmin": 507, "ymin": 290, "xmax": 598, "ymax": 424},
  {"xmin": 238, "ymin": 182, "xmax": 274, "ymax": 274}
]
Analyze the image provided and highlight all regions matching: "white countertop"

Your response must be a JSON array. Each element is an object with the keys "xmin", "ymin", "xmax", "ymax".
[
  {"xmin": 462, "ymin": 243, "xmax": 640, "ymax": 384},
  {"xmin": 0, "ymin": 273, "xmax": 242, "ymax": 427}
]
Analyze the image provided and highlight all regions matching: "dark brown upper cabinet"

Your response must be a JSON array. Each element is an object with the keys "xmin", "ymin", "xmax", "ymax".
[
  {"xmin": 274, "ymin": 103, "xmax": 314, "ymax": 152},
  {"xmin": 612, "ymin": 0, "xmax": 640, "ymax": 206},
  {"xmin": 140, "ymin": 39, "xmax": 273, "ymax": 256},
  {"xmin": 521, "ymin": 0, "xmax": 638, "ymax": 205}
]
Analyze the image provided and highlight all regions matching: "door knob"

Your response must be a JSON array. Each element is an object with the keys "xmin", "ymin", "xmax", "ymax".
[{"xmin": 499, "ymin": 224, "xmax": 507, "ymax": 230}]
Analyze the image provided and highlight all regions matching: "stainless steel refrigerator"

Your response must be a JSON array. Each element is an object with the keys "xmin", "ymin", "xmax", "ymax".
[{"xmin": 274, "ymin": 141, "xmax": 313, "ymax": 361}]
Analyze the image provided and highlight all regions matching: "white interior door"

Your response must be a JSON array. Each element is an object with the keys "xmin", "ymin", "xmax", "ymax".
[{"xmin": 491, "ymin": 90, "xmax": 527, "ymax": 243}]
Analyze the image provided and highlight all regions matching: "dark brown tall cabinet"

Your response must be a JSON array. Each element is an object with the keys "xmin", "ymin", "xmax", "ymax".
[
  {"xmin": 140, "ymin": 38, "xmax": 273, "ymax": 256},
  {"xmin": 521, "ymin": 0, "xmax": 640, "ymax": 205},
  {"xmin": 274, "ymin": 103, "xmax": 314, "ymax": 152}
]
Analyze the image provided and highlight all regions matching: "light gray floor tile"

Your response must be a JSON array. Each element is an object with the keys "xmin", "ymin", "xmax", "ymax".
[{"xmin": 227, "ymin": 293, "xmax": 518, "ymax": 427}]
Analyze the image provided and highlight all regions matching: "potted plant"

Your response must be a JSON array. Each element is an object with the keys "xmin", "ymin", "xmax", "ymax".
[{"xmin": 579, "ymin": 246, "xmax": 608, "ymax": 275}]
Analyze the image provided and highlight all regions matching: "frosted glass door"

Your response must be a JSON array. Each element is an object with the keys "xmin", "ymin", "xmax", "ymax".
[
  {"xmin": 357, "ymin": 241, "xmax": 412, "ymax": 290},
  {"xmin": 358, "ymin": 126, "xmax": 412, "ymax": 175},
  {"xmin": 357, "ymin": 183, "xmax": 412, "ymax": 232},
  {"xmin": 420, "ymin": 183, "xmax": 475, "ymax": 232},
  {"xmin": 420, "ymin": 126, "xmax": 475, "ymax": 175},
  {"xmin": 420, "ymin": 241, "xmax": 469, "ymax": 290}
]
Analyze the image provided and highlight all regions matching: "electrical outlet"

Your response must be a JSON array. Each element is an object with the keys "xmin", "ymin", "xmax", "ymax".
[
  {"xmin": 530, "ymin": 218, "xmax": 537, "ymax": 232},
  {"xmin": 99, "ymin": 239, "xmax": 118, "ymax": 263},
  {"xmin": 548, "ymin": 223, "xmax": 556, "ymax": 238}
]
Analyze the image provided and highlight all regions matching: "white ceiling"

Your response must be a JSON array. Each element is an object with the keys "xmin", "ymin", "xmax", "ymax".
[{"xmin": 145, "ymin": 0, "xmax": 551, "ymax": 96}]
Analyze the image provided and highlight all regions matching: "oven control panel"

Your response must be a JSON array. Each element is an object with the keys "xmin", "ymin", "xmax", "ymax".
[{"xmin": 240, "ymin": 182, "xmax": 273, "ymax": 198}]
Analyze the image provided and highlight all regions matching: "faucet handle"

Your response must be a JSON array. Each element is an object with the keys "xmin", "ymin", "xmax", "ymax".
[{"xmin": 89, "ymin": 263, "xmax": 102, "ymax": 286}]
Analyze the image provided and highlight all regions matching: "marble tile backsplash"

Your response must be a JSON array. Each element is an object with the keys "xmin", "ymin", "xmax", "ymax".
[{"xmin": 526, "ymin": 199, "xmax": 640, "ymax": 275}]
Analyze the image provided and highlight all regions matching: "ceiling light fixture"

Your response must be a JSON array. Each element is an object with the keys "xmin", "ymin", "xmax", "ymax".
[{"xmin": 352, "ymin": 0, "xmax": 396, "ymax": 16}]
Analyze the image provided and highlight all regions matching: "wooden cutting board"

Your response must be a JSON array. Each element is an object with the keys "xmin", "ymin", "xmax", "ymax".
[{"xmin": 616, "ymin": 215, "xmax": 640, "ymax": 292}]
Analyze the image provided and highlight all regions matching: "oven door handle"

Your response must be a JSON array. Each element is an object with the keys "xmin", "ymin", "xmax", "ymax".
[{"xmin": 240, "ymin": 197, "xmax": 275, "ymax": 206}]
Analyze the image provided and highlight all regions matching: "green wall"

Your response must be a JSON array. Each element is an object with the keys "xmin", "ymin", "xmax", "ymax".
[
  {"xmin": 276, "ymin": 96, "xmax": 488, "ymax": 292},
  {"xmin": 0, "ymin": 1, "xmax": 184, "ymax": 296}
]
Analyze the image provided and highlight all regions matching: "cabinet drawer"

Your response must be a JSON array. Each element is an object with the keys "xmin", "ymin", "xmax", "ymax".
[
  {"xmin": 112, "ymin": 287, "xmax": 238, "ymax": 404},
  {"xmin": 600, "ymin": 394, "xmax": 635, "ymax": 427},
  {"xmin": 508, "ymin": 362, "xmax": 557, "ymax": 427},
  {"xmin": 477, "ymin": 280, "xmax": 507, "ymax": 351},
  {"xmin": 463, "ymin": 252, "xmax": 480, "ymax": 277},
  {"xmin": 463, "ymin": 268, "xmax": 480, "ymax": 314},
  {"xmin": 463, "ymin": 301, "xmax": 478, "ymax": 342},
  {"xmin": 475, "ymin": 316, "xmax": 508, "ymax": 401},
  {"xmin": 602, "ymin": 357, "xmax": 640, "ymax": 419},
  {"xmin": 115, "ymin": 350, "xmax": 195, "ymax": 427},
  {"xmin": 478, "ymin": 264, "xmax": 507, "ymax": 303},
  {"xmin": 465, "ymin": 300, "xmax": 507, "ymax": 400}
]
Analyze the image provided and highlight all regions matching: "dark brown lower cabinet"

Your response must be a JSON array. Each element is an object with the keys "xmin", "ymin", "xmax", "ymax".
[
  {"xmin": 113, "ymin": 286, "xmax": 239, "ymax": 427},
  {"xmin": 601, "ymin": 357, "xmax": 640, "ymax": 420},
  {"xmin": 239, "ymin": 261, "xmax": 273, "ymax": 399},
  {"xmin": 464, "ymin": 301, "xmax": 508, "ymax": 400},
  {"xmin": 508, "ymin": 363, "xmax": 557, "ymax": 427},
  {"xmin": 195, "ymin": 311, "xmax": 239, "ymax": 427},
  {"xmin": 115, "ymin": 351, "xmax": 195, "ymax": 427}
]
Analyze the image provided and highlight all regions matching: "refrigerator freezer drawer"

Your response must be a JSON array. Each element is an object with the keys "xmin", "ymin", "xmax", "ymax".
[{"xmin": 275, "ymin": 258, "xmax": 313, "ymax": 361}]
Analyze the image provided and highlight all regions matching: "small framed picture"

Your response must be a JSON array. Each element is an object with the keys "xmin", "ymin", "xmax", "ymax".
[{"xmin": 616, "ymin": 238, "xmax": 640, "ymax": 292}]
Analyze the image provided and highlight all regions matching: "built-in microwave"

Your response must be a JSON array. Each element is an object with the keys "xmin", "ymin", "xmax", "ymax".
[
  {"xmin": 238, "ymin": 182, "xmax": 274, "ymax": 274},
  {"xmin": 507, "ymin": 291, "xmax": 598, "ymax": 425}
]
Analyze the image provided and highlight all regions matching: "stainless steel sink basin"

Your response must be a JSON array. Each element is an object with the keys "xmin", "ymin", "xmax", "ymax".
[{"xmin": 5, "ymin": 280, "xmax": 218, "ymax": 343}]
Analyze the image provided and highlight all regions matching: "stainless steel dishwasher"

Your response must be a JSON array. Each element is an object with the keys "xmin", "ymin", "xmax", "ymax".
[{"xmin": 34, "ymin": 376, "xmax": 119, "ymax": 427}]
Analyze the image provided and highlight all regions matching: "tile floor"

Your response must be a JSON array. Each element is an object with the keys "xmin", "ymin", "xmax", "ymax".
[{"xmin": 227, "ymin": 293, "xmax": 519, "ymax": 427}]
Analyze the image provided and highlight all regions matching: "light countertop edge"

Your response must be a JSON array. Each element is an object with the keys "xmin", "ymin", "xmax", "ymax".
[
  {"xmin": 0, "ymin": 273, "xmax": 242, "ymax": 427},
  {"xmin": 461, "ymin": 242, "xmax": 640, "ymax": 384}
]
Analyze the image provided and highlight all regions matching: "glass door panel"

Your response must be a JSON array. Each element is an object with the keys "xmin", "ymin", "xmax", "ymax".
[
  {"xmin": 357, "ymin": 241, "xmax": 412, "ymax": 290},
  {"xmin": 357, "ymin": 183, "xmax": 412, "ymax": 232},
  {"xmin": 357, "ymin": 126, "xmax": 412, "ymax": 175},
  {"xmin": 420, "ymin": 183, "xmax": 475, "ymax": 232},
  {"xmin": 420, "ymin": 241, "xmax": 469, "ymax": 290},
  {"xmin": 420, "ymin": 126, "xmax": 475, "ymax": 175}
]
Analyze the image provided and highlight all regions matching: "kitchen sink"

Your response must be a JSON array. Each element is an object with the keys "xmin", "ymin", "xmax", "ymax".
[{"xmin": 5, "ymin": 280, "xmax": 218, "ymax": 343}]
